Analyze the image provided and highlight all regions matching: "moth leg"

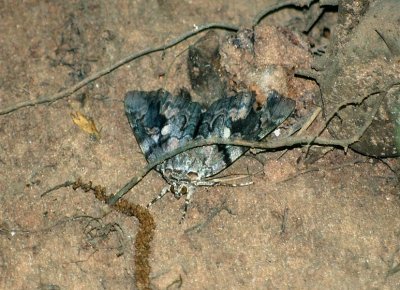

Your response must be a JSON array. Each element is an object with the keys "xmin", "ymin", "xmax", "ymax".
[
  {"xmin": 180, "ymin": 188, "xmax": 194, "ymax": 223},
  {"xmin": 147, "ymin": 185, "xmax": 171, "ymax": 208},
  {"xmin": 195, "ymin": 180, "xmax": 218, "ymax": 186},
  {"xmin": 197, "ymin": 178, "xmax": 253, "ymax": 188},
  {"xmin": 218, "ymin": 180, "xmax": 253, "ymax": 187}
]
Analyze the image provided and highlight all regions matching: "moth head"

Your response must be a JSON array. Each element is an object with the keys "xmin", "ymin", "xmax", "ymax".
[{"xmin": 170, "ymin": 182, "xmax": 189, "ymax": 199}]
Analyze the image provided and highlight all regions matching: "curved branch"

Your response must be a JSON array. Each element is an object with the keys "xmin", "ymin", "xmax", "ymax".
[
  {"xmin": 0, "ymin": 23, "xmax": 238, "ymax": 115},
  {"xmin": 107, "ymin": 134, "xmax": 364, "ymax": 205},
  {"xmin": 253, "ymin": 0, "xmax": 316, "ymax": 26}
]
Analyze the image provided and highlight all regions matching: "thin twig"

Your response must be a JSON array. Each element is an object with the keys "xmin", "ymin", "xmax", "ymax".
[
  {"xmin": 295, "ymin": 69, "xmax": 321, "ymax": 84},
  {"xmin": 0, "ymin": 23, "xmax": 238, "ymax": 115},
  {"xmin": 184, "ymin": 200, "xmax": 234, "ymax": 234},
  {"xmin": 41, "ymin": 180, "xmax": 75, "ymax": 197},
  {"xmin": 297, "ymin": 106, "xmax": 322, "ymax": 136},
  {"xmin": 252, "ymin": 0, "xmax": 315, "ymax": 26},
  {"xmin": 303, "ymin": 6, "xmax": 325, "ymax": 33},
  {"xmin": 306, "ymin": 90, "xmax": 386, "ymax": 155},
  {"xmin": 277, "ymin": 158, "xmax": 367, "ymax": 183},
  {"xmin": 0, "ymin": 215, "xmax": 103, "ymax": 235},
  {"xmin": 375, "ymin": 29, "xmax": 400, "ymax": 56},
  {"xmin": 280, "ymin": 207, "xmax": 289, "ymax": 235},
  {"xmin": 107, "ymin": 132, "xmax": 374, "ymax": 205},
  {"xmin": 276, "ymin": 106, "xmax": 321, "ymax": 159}
]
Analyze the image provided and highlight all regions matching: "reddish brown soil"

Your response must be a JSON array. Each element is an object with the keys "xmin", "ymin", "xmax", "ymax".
[{"xmin": 1, "ymin": 1, "xmax": 399, "ymax": 289}]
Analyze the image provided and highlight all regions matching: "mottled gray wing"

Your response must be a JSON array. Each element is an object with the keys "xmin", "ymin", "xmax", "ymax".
[
  {"xmin": 124, "ymin": 89, "xmax": 203, "ymax": 162},
  {"xmin": 192, "ymin": 90, "xmax": 296, "ymax": 177}
]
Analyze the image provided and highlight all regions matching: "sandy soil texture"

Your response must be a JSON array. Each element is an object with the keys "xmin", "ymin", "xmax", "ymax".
[{"xmin": 1, "ymin": 1, "xmax": 400, "ymax": 289}]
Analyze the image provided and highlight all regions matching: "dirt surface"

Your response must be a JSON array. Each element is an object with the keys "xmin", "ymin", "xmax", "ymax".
[{"xmin": 1, "ymin": 1, "xmax": 400, "ymax": 289}]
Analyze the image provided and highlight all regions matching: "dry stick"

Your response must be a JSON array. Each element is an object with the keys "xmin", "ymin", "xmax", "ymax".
[
  {"xmin": 276, "ymin": 106, "xmax": 322, "ymax": 160},
  {"xmin": 305, "ymin": 83, "xmax": 398, "ymax": 156},
  {"xmin": 252, "ymin": 0, "xmax": 338, "ymax": 26},
  {"xmin": 0, "ymin": 23, "xmax": 238, "ymax": 115},
  {"xmin": 278, "ymin": 158, "xmax": 366, "ymax": 183},
  {"xmin": 253, "ymin": 0, "xmax": 317, "ymax": 26},
  {"xmin": 106, "ymin": 136, "xmax": 349, "ymax": 205},
  {"xmin": 0, "ymin": 215, "xmax": 100, "ymax": 235},
  {"xmin": 311, "ymin": 91, "xmax": 385, "ymax": 152},
  {"xmin": 297, "ymin": 107, "xmax": 322, "ymax": 136},
  {"xmin": 303, "ymin": 6, "xmax": 325, "ymax": 33},
  {"xmin": 295, "ymin": 69, "xmax": 322, "ymax": 85},
  {"xmin": 375, "ymin": 29, "xmax": 400, "ymax": 56},
  {"xmin": 41, "ymin": 180, "xmax": 75, "ymax": 197}
]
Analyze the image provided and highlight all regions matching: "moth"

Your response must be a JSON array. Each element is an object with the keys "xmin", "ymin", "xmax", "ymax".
[{"xmin": 125, "ymin": 89, "xmax": 295, "ymax": 221}]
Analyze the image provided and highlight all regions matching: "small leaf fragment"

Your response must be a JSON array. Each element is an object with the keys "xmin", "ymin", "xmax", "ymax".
[{"xmin": 71, "ymin": 111, "xmax": 100, "ymax": 140}]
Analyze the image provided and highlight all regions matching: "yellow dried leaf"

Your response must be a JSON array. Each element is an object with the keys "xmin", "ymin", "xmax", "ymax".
[{"xmin": 71, "ymin": 111, "xmax": 100, "ymax": 139}]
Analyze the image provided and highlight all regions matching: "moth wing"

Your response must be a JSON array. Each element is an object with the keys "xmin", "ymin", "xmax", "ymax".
[
  {"xmin": 124, "ymin": 89, "xmax": 202, "ymax": 162},
  {"xmin": 254, "ymin": 90, "xmax": 296, "ymax": 140},
  {"xmin": 194, "ymin": 90, "xmax": 295, "ymax": 177}
]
